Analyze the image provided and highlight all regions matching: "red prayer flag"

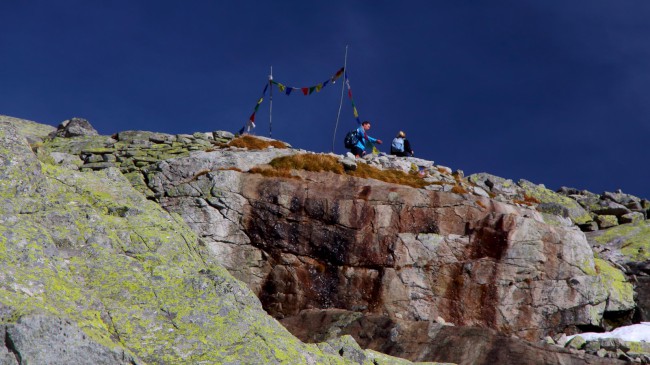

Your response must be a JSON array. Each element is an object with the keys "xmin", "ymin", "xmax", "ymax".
[{"xmin": 301, "ymin": 87, "xmax": 309, "ymax": 95}]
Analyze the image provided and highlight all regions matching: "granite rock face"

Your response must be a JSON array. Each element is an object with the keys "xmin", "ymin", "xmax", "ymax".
[
  {"xmin": 281, "ymin": 309, "xmax": 627, "ymax": 365},
  {"xmin": 0, "ymin": 119, "xmax": 413, "ymax": 365},
  {"xmin": 0, "ymin": 314, "xmax": 138, "ymax": 365},
  {"xmin": 16, "ymin": 114, "xmax": 648, "ymax": 364},
  {"xmin": 147, "ymin": 149, "xmax": 634, "ymax": 343}
]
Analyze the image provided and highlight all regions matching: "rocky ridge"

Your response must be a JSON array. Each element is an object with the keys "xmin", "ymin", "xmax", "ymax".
[
  {"xmin": 1, "ymin": 116, "xmax": 441, "ymax": 365},
  {"xmin": 4, "ymin": 114, "xmax": 650, "ymax": 364}
]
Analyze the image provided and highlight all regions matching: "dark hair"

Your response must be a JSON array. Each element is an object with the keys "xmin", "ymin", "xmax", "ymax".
[{"xmin": 362, "ymin": 120, "xmax": 371, "ymax": 126}]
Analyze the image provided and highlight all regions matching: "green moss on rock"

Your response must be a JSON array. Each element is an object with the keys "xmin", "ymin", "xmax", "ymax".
[
  {"xmin": 518, "ymin": 180, "xmax": 592, "ymax": 225},
  {"xmin": 0, "ymin": 125, "xmax": 381, "ymax": 364},
  {"xmin": 594, "ymin": 258, "xmax": 634, "ymax": 311},
  {"xmin": 591, "ymin": 220, "xmax": 650, "ymax": 261}
]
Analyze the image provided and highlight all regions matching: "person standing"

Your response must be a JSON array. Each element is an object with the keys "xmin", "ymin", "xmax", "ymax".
[
  {"xmin": 351, "ymin": 120, "xmax": 382, "ymax": 157},
  {"xmin": 390, "ymin": 131, "xmax": 414, "ymax": 157}
]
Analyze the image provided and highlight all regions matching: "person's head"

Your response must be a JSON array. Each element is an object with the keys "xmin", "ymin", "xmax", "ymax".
[
  {"xmin": 361, "ymin": 120, "xmax": 371, "ymax": 131},
  {"xmin": 397, "ymin": 131, "xmax": 405, "ymax": 138}
]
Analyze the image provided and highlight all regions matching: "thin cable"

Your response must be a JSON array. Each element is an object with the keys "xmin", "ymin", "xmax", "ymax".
[
  {"xmin": 332, "ymin": 45, "xmax": 349, "ymax": 152},
  {"xmin": 269, "ymin": 66, "xmax": 273, "ymax": 137}
]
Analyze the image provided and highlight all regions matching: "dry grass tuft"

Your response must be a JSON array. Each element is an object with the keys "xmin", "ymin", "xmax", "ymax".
[
  {"xmin": 269, "ymin": 154, "xmax": 344, "ymax": 174},
  {"xmin": 228, "ymin": 135, "xmax": 288, "ymax": 150},
  {"xmin": 349, "ymin": 163, "xmax": 429, "ymax": 189},
  {"xmin": 217, "ymin": 167, "xmax": 243, "ymax": 172},
  {"xmin": 248, "ymin": 166, "xmax": 299, "ymax": 179},
  {"xmin": 252, "ymin": 153, "xmax": 429, "ymax": 188},
  {"xmin": 183, "ymin": 169, "xmax": 211, "ymax": 183},
  {"xmin": 451, "ymin": 184, "xmax": 469, "ymax": 194},
  {"xmin": 524, "ymin": 194, "xmax": 541, "ymax": 204},
  {"xmin": 513, "ymin": 194, "xmax": 541, "ymax": 206},
  {"xmin": 476, "ymin": 200, "xmax": 487, "ymax": 209},
  {"xmin": 437, "ymin": 167, "xmax": 451, "ymax": 175}
]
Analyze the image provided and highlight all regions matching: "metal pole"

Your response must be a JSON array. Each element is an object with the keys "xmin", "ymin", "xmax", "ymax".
[
  {"xmin": 269, "ymin": 66, "xmax": 273, "ymax": 137},
  {"xmin": 332, "ymin": 45, "xmax": 349, "ymax": 152}
]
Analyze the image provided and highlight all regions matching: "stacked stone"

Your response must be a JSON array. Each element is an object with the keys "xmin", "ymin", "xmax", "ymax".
[
  {"xmin": 556, "ymin": 188, "xmax": 650, "ymax": 231},
  {"xmin": 82, "ymin": 130, "xmax": 234, "ymax": 172},
  {"xmin": 548, "ymin": 335, "xmax": 650, "ymax": 363},
  {"xmin": 465, "ymin": 172, "xmax": 650, "ymax": 233},
  {"xmin": 43, "ymin": 127, "xmax": 235, "ymax": 197}
]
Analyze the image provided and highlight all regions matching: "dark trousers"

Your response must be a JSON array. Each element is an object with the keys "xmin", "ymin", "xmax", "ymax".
[{"xmin": 351, "ymin": 146, "xmax": 365, "ymax": 157}]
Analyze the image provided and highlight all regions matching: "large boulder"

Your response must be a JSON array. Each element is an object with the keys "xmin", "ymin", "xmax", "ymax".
[
  {"xmin": 0, "ymin": 121, "xmax": 382, "ymax": 364},
  {"xmin": 0, "ymin": 114, "xmax": 55, "ymax": 145},
  {"xmin": 148, "ymin": 151, "xmax": 635, "ymax": 346},
  {"xmin": 50, "ymin": 117, "xmax": 99, "ymax": 138},
  {"xmin": 587, "ymin": 220, "xmax": 650, "ymax": 264},
  {"xmin": 0, "ymin": 314, "xmax": 139, "ymax": 365},
  {"xmin": 280, "ymin": 309, "xmax": 626, "ymax": 365},
  {"xmin": 517, "ymin": 179, "xmax": 592, "ymax": 225}
]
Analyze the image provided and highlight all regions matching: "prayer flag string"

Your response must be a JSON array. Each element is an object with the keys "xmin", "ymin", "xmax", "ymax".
[
  {"xmin": 270, "ymin": 67, "xmax": 344, "ymax": 96},
  {"xmin": 239, "ymin": 83, "xmax": 268, "ymax": 135},
  {"xmin": 345, "ymin": 71, "xmax": 361, "ymax": 123},
  {"xmin": 240, "ymin": 67, "xmax": 360, "ymax": 134}
]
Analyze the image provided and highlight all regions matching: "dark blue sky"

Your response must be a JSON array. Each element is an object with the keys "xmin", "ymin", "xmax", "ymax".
[{"xmin": 2, "ymin": 1, "xmax": 650, "ymax": 198}]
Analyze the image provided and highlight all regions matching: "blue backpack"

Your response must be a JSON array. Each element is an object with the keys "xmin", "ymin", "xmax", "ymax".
[{"xmin": 344, "ymin": 129, "xmax": 360, "ymax": 149}]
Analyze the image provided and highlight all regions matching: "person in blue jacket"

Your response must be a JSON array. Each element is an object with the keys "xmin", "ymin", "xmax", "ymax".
[{"xmin": 351, "ymin": 120, "xmax": 382, "ymax": 157}]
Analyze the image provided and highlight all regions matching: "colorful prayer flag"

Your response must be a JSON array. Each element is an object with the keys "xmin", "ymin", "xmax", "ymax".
[
  {"xmin": 240, "ymin": 82, "xmax": 270, "ymax": 134},
  {"xmin": 265, "ymin": 67, "xmax": 344, "ymax": 97},
  {"xmin": 241, "ymin": 66, "xmax": 361, "ymax": 134}
]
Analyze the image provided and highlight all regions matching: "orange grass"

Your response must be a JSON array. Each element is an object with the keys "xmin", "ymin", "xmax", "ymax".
[
  {"xmin": 228, "ymin": 135, "xmax": 288, "ymax": 150},
  {"xmin": 513, "ymin": 194, "xmax": 541, "ymax": 206},
  {"xmin": 451, "ymin": 185, "xmax": 468, "ymax": 194},
  {"xmin": 248, "ymin": 166, "xmax": 298, "ymax": 179},
  {"xmin": 255, "ymin": 154, "xmax": 429, "ymax": 188},
  {"xmin": 269, "ymin": 154, "xmax": 344, "ymax": 173},
  {"xmin": 349, "ymin": 163, "xmax": 429, "ymax": 189}
]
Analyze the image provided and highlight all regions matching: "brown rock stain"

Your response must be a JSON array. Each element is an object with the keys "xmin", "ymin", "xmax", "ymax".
[{"xmin": 443, "ymin": 214, "xmax": 513, "ymax": 328}]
